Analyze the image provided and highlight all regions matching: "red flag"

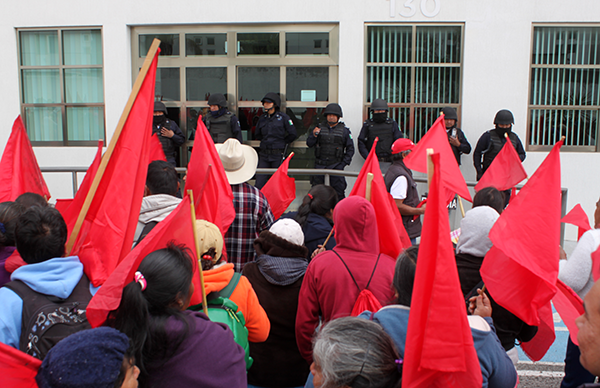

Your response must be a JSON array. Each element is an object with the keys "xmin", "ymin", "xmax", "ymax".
[
  {"xmin": 59, "ymin": 140, "xmax": 104, "ymax": 238},
  {"xmin": 69, "ymin": 50, "xmax": 159, "ymax": 287},
  {"xmin": 552, "ymin": 279, "xmax": 584, "ymax": 346},
  {"xmin": 592, "ymin": 246, "xmax": 600, "ymax": 282},
  {"xmin": 403, "ymin": 115, "xmax": 471, "ymax": 203},
  {"xmin": 561, "ymin": 204, "xmax": 591, "ymax": 241},
  {"xmin": 481, "ymin": 140, "xmax": 563, "ymax": 326},
  {"xmin": 520, "ymin": 302, "xmax": 556, "ymax": 361},
  {"xmin": 349, "ymin": 138, "xmax": 410, "ymax": 258},
  {"xmin": 185, "ymin": 116, "xmax": 235, "ymax": 236},
  {"xmin": 474, "ymin": 136, "xmax": 527, "ymax": 192},
  {"xmin": 0, "ymin": 342, "xmax": 41, "ymax": 388},
  {"xmin": 402, "ymin": 152, "xmax": 482, "ymax": 388},
  {"xmin": 86, "ymin": 195, "xmax": 203, "ymax": 327},
  {"xmin": 0, "ymin": 116, "xmax": 51, "ymax": 202},
  {"xmin": 148, "ymin": 133, "xmax": 167, "ymax": 163},
  {"xmin": 261, "ymin": 153, "xmax": 296, "ymax": 219}
]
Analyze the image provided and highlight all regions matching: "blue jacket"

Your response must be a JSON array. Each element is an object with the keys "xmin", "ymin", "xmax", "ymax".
[
  {"xmin": 283, "ymin": 212, "xmax": 336, "ymax": 260},
  {"xmin": 0, "ymin": 256, "xmax": 97, "ymax": 348},
  {"xmin": 255, "ymin": 111, "xmax": 297, "ymax": 151},
  {"xmin": 360, "ymin": 306, "xmax": 517, "ymax": 388}
]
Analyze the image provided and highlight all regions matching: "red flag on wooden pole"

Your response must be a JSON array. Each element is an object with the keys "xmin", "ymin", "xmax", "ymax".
[
  {"xmin": 480, "ymin": 140, "xmax": 563, "ymax": 326},
  {"xmin": 185, "ymin": 116, "xmax": 235, "ymax": 236},
  {"xmin": 65, "ymin": 40, "xmax": 161, "ymax": 287},
  {"xmin": 561, "ymin": 204, "xmax": 591, "ymax": 241},
  {"xmin": 474, "ymin": 134, "xmax": 527, "ymax": 192},
  {"xmin": 403, "ymin": 115, "xmax": 471, "ymax": 203},
  {"xmin": 402, "ymin": 151, "xmax": 482, "ymax": 388},
  {"xmin": 0, "ymin": 116, "xmax": 51, "ymax": 202},
  {"xmin": 261, "ymin": 153, "xmax": 296, "ymax": 219},
  {"xmin": 349, "ymin": 138, "xmax": 410, "ymax": 258},
  {"xmin": 0, "ymin": 342, "xmax": 41, "ymax": 388},
  {"xmin": 86, "ymin": 195, "xmax": 203, "ymax": 327},
  {"xmin": 148, "ymin": 133, "xmax": 167, "ymax": 163}
]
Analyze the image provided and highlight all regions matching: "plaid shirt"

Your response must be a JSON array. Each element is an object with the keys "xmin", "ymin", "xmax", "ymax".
[{"xmin": 225, "ymin": 182, "xmax": 274, "ymax": 272}]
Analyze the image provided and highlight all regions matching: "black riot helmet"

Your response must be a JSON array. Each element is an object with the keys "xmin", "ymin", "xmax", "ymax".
[
  {"xmin": 261, "ymin": 92, "xmax": 281, "ymax": 108},
  {"xmin": 442, "ymin": 107, "xmax": 458, "ymax": 121},
  {"xmin": 370, "ymin": 99, "xmax": 389, "ymax": 111},
  {"xmin": 207, "ymin": 93, "xmax": 227, "ymax": 108},
  {"xmin": 494, "ymin": 109, "xmax": 514, "ymax": 125},
  {"xmin": 323, "ymin": 103, "xmax": 343, "ymax": 118},
  {"xmin": 153, "ymin": 101, "xmax": 168, "ymax": 114}
]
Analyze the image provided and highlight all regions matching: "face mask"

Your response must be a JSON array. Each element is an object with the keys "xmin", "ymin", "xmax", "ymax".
[
  {"xmin": 373, "ymin": 112, "xmax": 387, "ymax": 124},
  {"xmin": 495, "ymin": 125, "xmax": 511, "ymax": 136},
  {"xmin": 153, "ymin": 114, "xmax": 166, "ymax": 125}
]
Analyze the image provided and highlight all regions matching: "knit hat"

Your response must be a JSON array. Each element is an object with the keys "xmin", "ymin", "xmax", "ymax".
[
  {"xmin": 36, "ymin": 327, "xmax": 130, "ymax": 388},
  {"xmin": 456, "ymin": 206, "xmax": 500, "ymax": 257},
  {"xmin": 269, "ymin": 219, "xmax": 304, "ymax": 246},
  {"xmin": 195, "ymin": 219, "xmax": 223, "ymax": 261}
]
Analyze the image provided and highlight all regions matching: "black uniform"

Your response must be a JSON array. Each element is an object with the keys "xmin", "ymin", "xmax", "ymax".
[
  {"xmin": 254, "ymin": 110, "xmax": 297, "ymax": 189},
  {"xmin": 357, "ymin": 118, "xmax": 404, "ymax": 161},
  {"xmin": 306, "ymin": 122, "xmax": 354, "ymax": 200},
  {"xmin": 152, "ymin": 118, "xmax": 185, "ymax": 166},
  {"xmin": 203, "ymin": 109, "xmax": 243, "ymax": 144},
  {"xmin": 384, "ymin": 158, "xmax": 422, "ymax": 240},
  {"xmin": 473, "ymin": 129, "xmax": 526, "ymax": 180},
  {"xmin": 446, "ymin": 126, "xmax": 471, "ymax": 165}
]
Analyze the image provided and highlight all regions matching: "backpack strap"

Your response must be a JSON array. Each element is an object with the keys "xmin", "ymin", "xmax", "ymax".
[
  {"xmin": 134, "ymin": 221, "xmax": 159, "ymax": 247},
  {"xmin": 365, "ymin": 254, "xmax": 381, "ymax": 290},
  {"xmin": 220, "ymin": 272, "xmax": 241, "ymax": 299},
  {"xmin": 332, "ymin": 250, "xmax": 381, "ymax": 292}
]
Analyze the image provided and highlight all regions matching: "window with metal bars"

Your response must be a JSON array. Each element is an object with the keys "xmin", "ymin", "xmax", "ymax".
[
  {"xmin": 365, "ymin": 24, "xmax": 463, "ymax": 142},
  {"xmin": 528, "ymin": 26, "xmax": 600, "ymax": 151}
]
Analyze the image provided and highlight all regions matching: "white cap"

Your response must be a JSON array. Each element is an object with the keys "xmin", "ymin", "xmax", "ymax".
[{"xmin": 269, "ymin": 219, "xmax": 304, "ymax": 246}]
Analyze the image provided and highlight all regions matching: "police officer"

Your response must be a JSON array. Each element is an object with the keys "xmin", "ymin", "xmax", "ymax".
[
  {"xmin": 357, "ymin": 99, "xmax": 404, "ymax": 172},
  {"xmin": 307, "ymin": 103, "xmax": 354, "ymax": 200},
  {"xmin": 442, "ymin": 107, "xmax": 471, "ymax": 165},
  {"xmin": 473, "ymin": 109, "xmax": 526, "ymax": 206},
  {"xmin": 153, "ymin": 101, "xmax": 185, "ymax": 166},
  {"xmin": 202, "ymin": 93, "xmax": 243, "ymax": 144},
  {"xmin": 254, "ymin": 92, "xmax": 297, "ymax": 189},
  {"xmin": 384, "ymin": 138, "xmax": 425, "ymax": 245}
]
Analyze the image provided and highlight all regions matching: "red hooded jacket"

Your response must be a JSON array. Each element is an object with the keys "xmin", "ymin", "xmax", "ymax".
[{"xmin": 295, "ymin": 196, "xmax": 396, "ymax": 363}]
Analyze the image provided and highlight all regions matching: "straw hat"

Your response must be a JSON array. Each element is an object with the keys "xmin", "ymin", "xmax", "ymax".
[
  {"xmin": 215, "ymin": 138, "xmax": 258, "ymax": 185},
  {"xmin": 195, "ymin": 219, "xmax": 223, "ymax": 262}
]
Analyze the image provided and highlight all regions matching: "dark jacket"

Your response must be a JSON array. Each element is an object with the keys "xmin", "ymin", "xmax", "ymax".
[
  {"xmin": 446, "ymin": 126, "xmax": 471, "ymax": 165},
  {"xmin": 306, "ymin": 122, "xmax": 354, "ymax": 167},
  {"xmin": 283, "ymin": 211, "xmax": 336, "ymax": 260},
  {"xmin": 147, "ymin": 310, "xmax": 247, "ymax": 388},
  {"xmin": 244, "ymin": 231, "xmax": 310, "ymax": 387},
  {"xmin": 384, "ymin": 158, "xmax": 422, "ymax": 239},
  {"xmin": 456, "ymin": 252, "xmax": 538, "ymax": 351},
  {"xmin": 152, "ymin": 119, "xmax": 185, "ymax": 160},
  {"xmin": 473, "ymin": 129, "xmax": 526, "ymax": 178},
  {"xmin": 202, "ymin": 109, "xmax": 243, "ymax": 143},
  {"xmin": 358, "ymin": 118, "xmax": 404, "ymax": 160},
  {"xmin": 255, "ymin": 110, "xmax": 297, "ymax": 152}
]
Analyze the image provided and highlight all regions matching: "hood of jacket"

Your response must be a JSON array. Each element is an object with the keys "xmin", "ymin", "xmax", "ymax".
[
  {"xmin": 254, "ymin": 230, "xmax": 308, "ymax": 258},
  {"xmin": 138, "ymin": 194, "xmax": 182, "ymax": 224},
  {"xmin": 333, "ymin": 196, "xmax": 379, "ymax": 253},
  {"xmin": 202, "ymin": 262, "xmax": 235, "ymax": 295},
  {"xmin": 456, "ymin": 206, "xmax": 499, "ymax": 257},
  {"xmin": 11, "ymin": 256, "xmax": 84, "ymax": 299}
]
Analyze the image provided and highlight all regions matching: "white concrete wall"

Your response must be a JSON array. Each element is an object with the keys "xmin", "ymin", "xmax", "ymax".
[{"xmin": 2, "ymin": 0, "xmax": 600, "ymax": 240}]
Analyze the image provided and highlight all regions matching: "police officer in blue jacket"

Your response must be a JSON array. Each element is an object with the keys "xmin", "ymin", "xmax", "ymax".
[
  {"xmin": 307, "ymin": 103, "xmax": 354, "ymax": 200},
  {"xmin": 254, "ymin": 92, "xmax": 297, "ymax": 189},
  {"xmin": 153, "ymin": 101, "xmax": 185, "ymax": 167}
]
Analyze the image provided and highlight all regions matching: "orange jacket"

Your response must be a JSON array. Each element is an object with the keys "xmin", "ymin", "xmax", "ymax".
[{"xmin": 203, "ymin": 262, "xmax": 270, "ymax": 343}]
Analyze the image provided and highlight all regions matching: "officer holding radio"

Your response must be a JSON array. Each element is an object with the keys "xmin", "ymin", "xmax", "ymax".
[{"xmin": 442, "ymin": 107, "xmax": 471, "ymax": 166}]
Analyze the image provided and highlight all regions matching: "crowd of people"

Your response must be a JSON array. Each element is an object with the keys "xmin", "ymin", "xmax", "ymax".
[{"xmin": 0, "ymin": 97, "xmax": 598, "ymax": 388}]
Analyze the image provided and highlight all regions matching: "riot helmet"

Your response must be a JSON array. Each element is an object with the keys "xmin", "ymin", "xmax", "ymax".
[
  {"xmin": 323, "ymin": 103, "xmax": 343, "ymax": 118},
  {"xmin": 208, "ymin": 93, "xmax": 228, "ymax": 108},
  {"xmin": 494, "ymin": 109, "xmax": 514, "ymax": 125},
  {"xmin": 261, "ymin": 92, "xmax": 281, "ymax": 108},
  {"xmin": 441, "ymin": 107, "xmax": 458, "ymax": 121},
  {"xmin": 370, "ymin": 99, "xmax": 389, "ymax": 111}
]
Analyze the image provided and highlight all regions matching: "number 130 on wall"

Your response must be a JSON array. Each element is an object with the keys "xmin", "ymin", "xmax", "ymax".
[{"xmin": 390, "ymin": 0, "xmax": 441, "ymax": 18}]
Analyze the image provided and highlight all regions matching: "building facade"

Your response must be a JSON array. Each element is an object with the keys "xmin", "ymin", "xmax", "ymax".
[{"xmin": 2, "ymin": 0, "xmax": 599, "ymax": 241}]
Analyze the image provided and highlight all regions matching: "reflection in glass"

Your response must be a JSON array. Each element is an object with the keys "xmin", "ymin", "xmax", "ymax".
[
  {"xmin": 140, "ymin": 34, "xmax": 180, "ymax": 56},
  {"xmin": 155, "ymin": 68, "xmax": 180, "ymax": 101},
  {"xmin": 286, "ymin": 67, "xmax": 329, "ymax": 101},
  {"xmin": 238, "ymin": 107, "xmax": 264, "ymax": 140},
  {"xmin": 63, "ymin": 30, "xmax": 103, "ymax": 65},
  {"xmin": 286, "ymin": 33, "xmax": 329, "ymax": 55},
  {"xmin": 286, "ymin": 107, "xmax": 324, "ymax": 140},
  {"xmin": 20, "ymin": 31, "xmax": 59, "ymax": 66},
  {"xmin": 22, "ymin": 69, "xmax": 61, "ymax": 104},
  {"xmin": 237, "ymin": 33, "xmax": 279, "ymax": 55},
  {"xmin": 530, "ymin": 109, "xmax": 598, "ymax": 147},
  {"xmin": 186, "ymin": 34, "xmax": 227, "ymax": 56},
  {"xmin": 25, "ymin": 107, "xmax": 63, "ymax": 141},
  {"xmin": 186, "ymin": 67, "xmax": 227, "ymax": 101},
  {"xmin": 64, "ymin": 69, "xmax": 104, "ymax": 103},
  {"xmin": 67, "ymin": 107, "xmax": 105, "ymax": 141},
  {"xmin": 238, "ymin": 67, "xmax": 280, "ymax": 101}
]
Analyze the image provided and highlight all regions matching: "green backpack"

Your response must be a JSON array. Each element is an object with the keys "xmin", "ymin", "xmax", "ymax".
[{"xmin": 188, "ymin": 272, "xmax": 253, "ymax": 369}]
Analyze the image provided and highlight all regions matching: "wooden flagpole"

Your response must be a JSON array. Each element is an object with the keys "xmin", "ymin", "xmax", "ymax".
[
  {"xmin": 426, "ymin": 148, "xmax": 434, "ymax": 190},
  {"xmin": 66, "ymin": 39, "xmax": 161, "ymax": 255},
  {"xmin": 365, "ymin": 172, "xmax": 374, "ymax": 201},
  {"xmin": 457, "ymin": 195, "xmax": 466, "ymax": 218},
  {"xmin": 188, "ymin": 189, "xmax": 209, "ymax": 316}
]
